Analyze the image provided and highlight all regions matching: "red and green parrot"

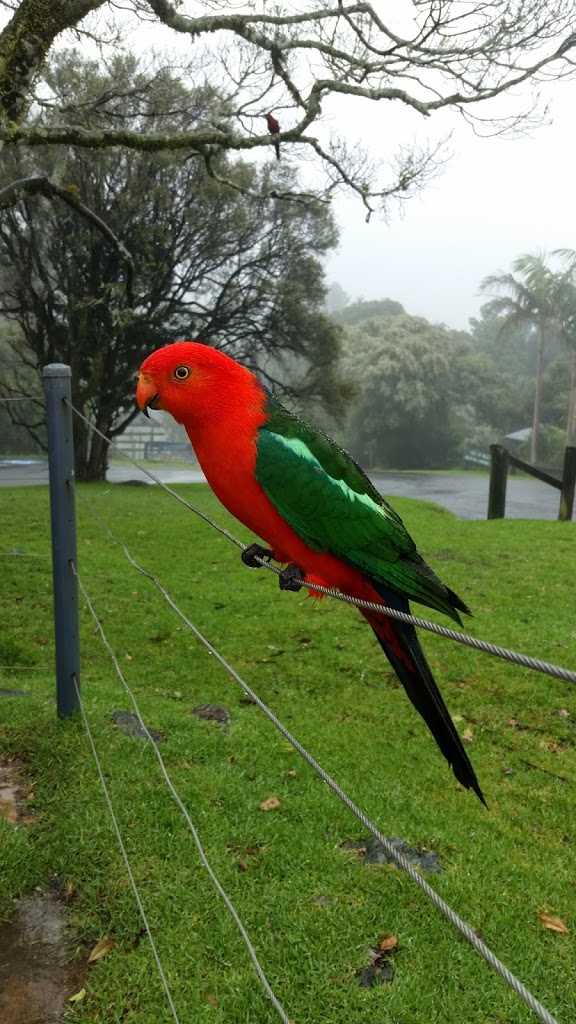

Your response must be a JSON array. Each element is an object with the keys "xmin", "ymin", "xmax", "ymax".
[
  {"xmin": 136, "ymin": 341, "xmax": 485, "ymax": 804},
  {"xmin": 264, "ymin": 112, "xmax": 280, "ymax": 159}
]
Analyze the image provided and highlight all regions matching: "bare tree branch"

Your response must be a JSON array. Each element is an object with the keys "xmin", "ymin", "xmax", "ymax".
[
  {"xmin": 0, "ymin": 175, "xmax": 134, "ymax": 304},
  {"xmin": 1, "ymin": 0, "xmax": 575, "ymax": 216}
]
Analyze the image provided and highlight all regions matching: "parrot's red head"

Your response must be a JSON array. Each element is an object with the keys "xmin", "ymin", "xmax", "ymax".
[{"xmin": 136, "ymin": 341, "xmax": 262, "ymax": 428}]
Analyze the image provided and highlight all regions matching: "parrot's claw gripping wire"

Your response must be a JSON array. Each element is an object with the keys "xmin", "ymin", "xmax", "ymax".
[
  {"xmin": 278, "ymin": 563, "xmax": 305, "ymax": 592},
  {"xmin": 241, "ymin": 543, "xmax": 274, "ymax": 568},
  {"xmin": 240, "ymin": 545, "xmax": 304, "ymax": 592}
]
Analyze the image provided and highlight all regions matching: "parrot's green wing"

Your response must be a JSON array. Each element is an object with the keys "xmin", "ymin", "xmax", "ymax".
[{"xmin": 255, "ymin": 395, "xmax": 467, "ymax": 621}]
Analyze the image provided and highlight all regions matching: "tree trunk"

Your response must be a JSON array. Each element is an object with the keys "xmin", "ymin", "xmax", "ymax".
[
  {"xmin": 87, "ymin": 426, "xmax": 110, "ymax": 482},
  {"xmin": 0, "ymin": 0, "xmax": 106, "ymax": 123},
  {"xmin": 530, "ymin": 330, "xmax": 545, "ymax": 463},
  {"xmin": 71, "ymin": 408, "xmax": 109, "ymax": 481},
  {"xmin": 565, "ymin": 350, "xmax": 576, "ymax": 446},
  {"xmin": 73, "ymin": 415, "xmax": 89, "ymax": 482}
]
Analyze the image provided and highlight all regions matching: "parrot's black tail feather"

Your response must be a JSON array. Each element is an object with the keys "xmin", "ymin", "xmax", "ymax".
[{"xmin": 364, "ymin": 583, "xmax": 486, "ymax": 806}]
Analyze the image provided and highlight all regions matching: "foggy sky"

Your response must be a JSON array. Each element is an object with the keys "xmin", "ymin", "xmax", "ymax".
[{"xmin": 324, "ymin": 79, "xmax": 576, "ymax": 332}]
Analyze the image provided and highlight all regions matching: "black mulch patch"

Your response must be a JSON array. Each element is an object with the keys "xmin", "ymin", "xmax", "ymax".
[
  {"xmin": 191, "ymin": 704, "xmax": 231, "ymax": 725},
  {"xmin": 112, "ymin": 710, "xmax": 163, "ymax": 742},
  {"xmin": 341, "ymin": 836, "xmax": 442, "ymax": 873}
]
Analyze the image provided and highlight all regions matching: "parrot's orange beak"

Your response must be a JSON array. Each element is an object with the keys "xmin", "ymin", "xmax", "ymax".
[{"xmin": 136, "ymin": 373, "xmax": 162, "ymax": 418}]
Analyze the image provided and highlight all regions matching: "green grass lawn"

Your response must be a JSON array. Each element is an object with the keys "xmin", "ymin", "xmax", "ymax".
[{"xmin": 1, "ymin": 483, "xmax": 574, "ymax": 1024}]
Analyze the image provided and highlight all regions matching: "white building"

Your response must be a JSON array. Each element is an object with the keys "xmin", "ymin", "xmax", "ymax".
[{"xmin": 115, "ymin": 411, "xmax": 195, "ymax": 462}]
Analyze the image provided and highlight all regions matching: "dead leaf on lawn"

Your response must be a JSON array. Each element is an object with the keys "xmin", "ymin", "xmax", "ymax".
[
  {"xmin": 88, "ymin": 937, "xmax": 117, "ymax": 963},
  {"xmin": 462, "ymin": 728, "xmax": 473, "ymax": 743},
  {"xmin": 377, "ymin": 934, "xmax": 398, "ymax": 952},
  {"xmin": 259, "ymin": 796, "xmax": 281, "ymax": 811},
  {"xmin": 69, "ymin": 988, "xmax": 86, "ymax": 1003},
  {"xmin": 507, "ymin": 717, "xmax": 530, "ymax": 731},
  {"xmin": 537, "ymin": 912, "xmax": 570, "ymax": 934}
]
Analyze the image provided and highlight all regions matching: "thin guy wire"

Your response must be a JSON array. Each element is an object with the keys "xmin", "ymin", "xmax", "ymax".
[
  {"xmin": 0, "ymin": 395, "xmax": 43, "ymax": 403},
  {"xmin": 73, "ymin": 487, "xmax": 561, "ymax": 1024},
  {"xmin": 71, "ymin": 674, "xmax": 181, "ymax": 1024},
  {"xmin": 72, "ymin": 560, "xmax": 292, "ymax": 1024},
  {"xmin": 68, "ymin": 402, "xmax": 576, "ymax": 687},
  {"xmin": 67, "ymin": 401, "xmax": 242, "ymax": 546},
  {"xmin": 0, "ymin": 551, "xmax": 49, "ymax": 558},
  {"xmin": 0, "ymin": 665, "xmax": 48, "ymax": 671}
]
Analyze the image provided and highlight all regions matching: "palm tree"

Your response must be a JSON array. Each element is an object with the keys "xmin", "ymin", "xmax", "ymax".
[
  {"xmin": 552, "ymin": 249, "xmax": 576, "ymax": 445},
  {"xmin": 480, "ymin": 253, "xmax": 569, "ymax": 463}
]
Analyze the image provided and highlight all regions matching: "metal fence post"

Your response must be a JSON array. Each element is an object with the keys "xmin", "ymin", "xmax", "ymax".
[{"xmin": 43, "ymin": 364, "xmax": 80, "ymax": 718}]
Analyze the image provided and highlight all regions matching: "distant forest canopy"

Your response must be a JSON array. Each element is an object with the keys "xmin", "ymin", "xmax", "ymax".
[{"xmin": 326, "ymin": 280, "xmax": 575, "ymax": 470}]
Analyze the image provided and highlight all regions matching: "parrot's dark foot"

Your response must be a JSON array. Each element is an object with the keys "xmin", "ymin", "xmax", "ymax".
[
  {"xmin": 241, "ymin": 544, "xmax": 304, "ymax": 592},
  {"xmin": 278, "ymin": 563, "xmax": 305, "ymax": 592},
  {"xmin": 241, "ymin": 543, "xmax": 274, "ymax": 569}
]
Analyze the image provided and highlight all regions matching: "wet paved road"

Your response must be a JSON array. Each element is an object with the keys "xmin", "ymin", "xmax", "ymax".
[{"xmin": 0, "ymin": 459, "xmax": 565, "ymax": 520}]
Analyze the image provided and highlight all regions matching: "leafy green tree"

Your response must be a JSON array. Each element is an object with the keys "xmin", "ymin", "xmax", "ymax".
[
  {"xmin": 0, "ymin": 54, "xmax": 346, "ymax": 480},
  {"xmin": 452, "ymin": 350, "xmax": 519, "ymax": 434},
  {"xmin": 324, "ymin": 283, "xmax": 350, "ymax": 315},
  {"xmin": 469, "ymin": 304, "xmax": 542, "ymax": 377},
  {"xmin": 340, "ymin": 316, "xmax": 457, "ymax": 468},
  {"xmin": 537, "ymin": 357, "xmax": 572, "ymax": 433},
  {"xmin": 518, "ymin": 426, "xmax": 567, "ymax": 468},
  {"xmin": 0, "ymin": 327, "xmax": 45, "ymax": 455},
  {"xmin": 339, "ymin": 313, "xmax": 516, "ymax": 468},
  {"xmin": 333, "ymin": 299, "xmax": 406, "ymax": 327}
]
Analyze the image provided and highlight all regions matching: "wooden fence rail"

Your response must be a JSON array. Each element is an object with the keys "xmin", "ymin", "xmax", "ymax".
[{"xmin": 488, "ymin": 444, "xmax": 576, "ymax": 521}]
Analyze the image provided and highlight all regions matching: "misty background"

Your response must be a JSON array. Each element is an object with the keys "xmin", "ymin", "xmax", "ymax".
[{"xmin": 1, "ymin": 3, "xmax": 575, "ymax": 480}]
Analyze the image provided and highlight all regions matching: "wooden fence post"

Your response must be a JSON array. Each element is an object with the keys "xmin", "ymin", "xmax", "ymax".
[
  {"xmin": 488, "ymin": 444, "xmax": 509, "ymax": 520},
  {"xmin": 559, "ymin": 446, "xmax": 576, "ymax": 522}
]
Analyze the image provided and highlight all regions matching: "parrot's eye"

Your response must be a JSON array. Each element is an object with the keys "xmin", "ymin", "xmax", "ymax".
[{"xmin": 174, "ymin": 365, "xmax": 191, "ymax": 381}]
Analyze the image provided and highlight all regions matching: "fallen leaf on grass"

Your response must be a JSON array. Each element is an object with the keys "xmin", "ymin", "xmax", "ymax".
[
  {"xmin": 88, "ymin": 937, "xmax": 117, "ymax": 963},
  {"xmin": 507, "ymin": 718, "xmax": 530, "ymax": 731},
  {"xmin": 537, "ymin": 912, "xmax": 570, "ymax": 934},
  {"xmin": 69, "ymin": 988, "xmax": 86, "ymax": 1003},
  {"xmin": 357, "ymin": 933, "xmax": 399, "ymax": 987},
  {"xmin": 259, "ymin": 796, "xmax": 281, "ymax": 811},
  {"xmin": 462, "ymin": 728, "xmax": 473, "ymax": 743}
]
